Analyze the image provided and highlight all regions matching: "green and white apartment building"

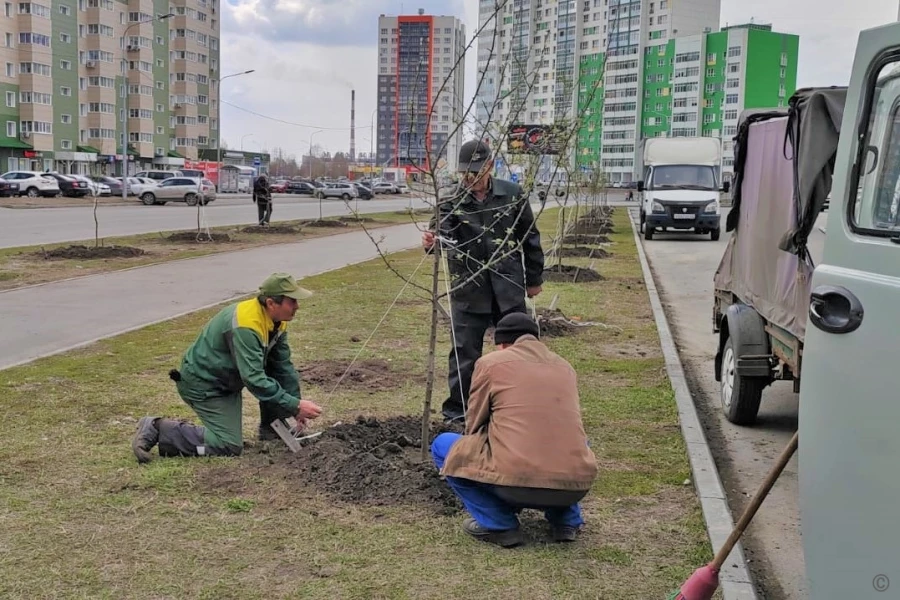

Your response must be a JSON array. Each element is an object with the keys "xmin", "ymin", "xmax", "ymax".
[
  {"xmin": 476, "ymin": 0, "xmax": 798, "ymax": 184},
  {"xmin": 0, "ymin": 0, "xmax": 221, "ymax": 175}
]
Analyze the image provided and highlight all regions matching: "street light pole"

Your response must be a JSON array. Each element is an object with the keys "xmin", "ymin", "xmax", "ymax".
[
  {"xmin": 370, "ymin": 107, "xmax": 377, "ymax": 175},
  {"xmin": 215, "ymin": 69, "xmax": 254, "ymax": 190},
  {"xmin": 240, "ymin": 133, "xmax": 253, "ymax": 151},
  {"xmin": 122, "ymin": 12, "xmax": 173, "ymax": 200},
  {"xmin": 309, "ymin": 129, "xmax": 323, "ymax": 179}
]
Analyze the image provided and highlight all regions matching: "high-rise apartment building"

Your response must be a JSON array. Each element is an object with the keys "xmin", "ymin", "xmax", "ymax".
[
  {"xmin": 0, "ymin": 0, "xmax": 220, "ymax": 175},
  {"xmin": 477, "ymin": 0, "xmax": 798, "ymax": 183},
  {"xmin": 582, "ymin": 22, "xmax": 799, "ymax": 182},
  {"xmin": 376, "ymin": 11, "xmax": 466, "ymax": 172}
]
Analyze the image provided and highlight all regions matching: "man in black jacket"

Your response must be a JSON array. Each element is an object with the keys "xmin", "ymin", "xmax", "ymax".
[
  {"xmin": 423, "ymin": 139, "xmax": 544, "ymax": 423},
  {"xmin": 253, "ymin": 174, "xmax": 272, "ymax": 226}
]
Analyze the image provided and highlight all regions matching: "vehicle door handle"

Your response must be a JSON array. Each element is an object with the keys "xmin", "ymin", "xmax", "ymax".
[{"xmin": 809, "ymin": 285, "xmax": 864, "ymax": 334}]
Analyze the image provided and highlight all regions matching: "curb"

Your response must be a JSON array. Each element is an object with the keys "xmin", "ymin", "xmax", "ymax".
[{"xmin": 628, "ymin": 210, "xmax": 759, "ymax": 600}]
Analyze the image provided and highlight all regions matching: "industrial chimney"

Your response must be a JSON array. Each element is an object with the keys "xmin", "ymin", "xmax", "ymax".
[{"xmin": 350, "ymin": 89, "xmax": 356, "ymax": 162}]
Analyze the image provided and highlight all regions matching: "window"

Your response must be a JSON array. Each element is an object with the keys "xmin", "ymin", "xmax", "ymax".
[
  {"xmin": 61, "ymin": 114, "xmax": 72, "ymax": 124},
  {"xmin": 19, "ymin": 32, "xmax": 51, "ymax": 46},
  {"xmin": 20, "ymin": 120, "xmax": 52, "ymax": 134},
  {"xmin": 5, "ymin": 91, "xmax": 14, "ymax": 107},
  {"xmin": 724, "ymin": 109, "xmax": 738, "ymax": 120},
  {"xmin": 5, "ymin": 63, "xmax": 13, "ymax": 77},
  {"xmin": 727, "ymin": 46, "xmax": 741, "ymax": 58},
  {"xmin": 19, "ymin": 2, "xmax": 51, "ymax": 17},
  {"xmin": 725, "ymin": 94, "xmax": 739, "ymax": 104},
  {"xmin": 156, "ymin": 126, "xmax": 164, "ymax": 134},
  {"xmin": 727, "ymin": 79, "xmax": 740, "ymax": 89},
  {"xmin": 848, "ymin": 59, "xmax": 900, "ymax": 233},
  {"xmin": 6, "ymin": 121, "xmax": 15, "ymax": 137},
  {"xmin": 60, "ymin": 33, "xmax": 71, "ymax": 43},
  {"xmin": 4, "ymin": 32, "xmax": 11, "ymax": 48},
  {"xmin": 728, "ymin": 63, "xmax": 740, "ymax": 74},
  {"xmin": 60, "ymin": 59, "xmax": 72, "ymax": 70},
  {"xmin": 59, "ymin": 3, "xmax": 70, "ymax": 14}
]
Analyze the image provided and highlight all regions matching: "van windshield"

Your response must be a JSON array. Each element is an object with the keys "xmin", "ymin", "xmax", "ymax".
[{"xmin": 650, "ymin": 165, "xmax": 717, "ymax": 191}]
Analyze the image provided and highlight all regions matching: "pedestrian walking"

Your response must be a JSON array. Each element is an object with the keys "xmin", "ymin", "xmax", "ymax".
[{"xmin": 253, "ymin": 174, "xmax": 272, "ymax": 226}]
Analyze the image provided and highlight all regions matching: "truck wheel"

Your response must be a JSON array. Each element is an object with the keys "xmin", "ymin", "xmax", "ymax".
[
  {"xmin": 639, "ymin": 212, "xmax": 645, "ymax": 233},
  {"xmin": 711, "ymin": 228, "xmax": 721, "ymax": 241},
  {"xmin": 644, "ymin": 225, "xmax": 654, "ymax": 240},
  {"xmin": 720, "ymin": 334, "xmax": 766, "ymax": 425}
]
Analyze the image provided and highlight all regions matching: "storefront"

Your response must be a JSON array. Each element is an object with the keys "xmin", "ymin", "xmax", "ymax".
[
  {"xmin": 55, "ymin": 148, "xmax": 100, "ymax": 175},
  {"xmin": 0, "ymin": 139, "xmax": 34, "ymax": 173}
]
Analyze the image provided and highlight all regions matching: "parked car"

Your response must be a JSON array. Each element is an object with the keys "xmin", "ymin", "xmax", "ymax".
[
  {"xmin": 270, "ymin": 180, "xmax": 288, "ymax": 193},
  {"xmin": 352, "ymin": 183, "xmax": 374, "ymax": 200},
  {"xmin": 134, "ymin": 170, "xmax": 182, "ymax": 182},
  {"xmin": 200, "ymin": 179, "xmax": 217, "ymax": 202},
  {"xmin": 89, "ymin": 176, "xmax": 124, "ymax": 196},
  {"xmin": 41, "ymin": 172, "xmax": 91, "ymax": 197},
  {"xmin": 124, "ymin": 177, "xmax": 158, "ymax": 198},
  {"xmin": 1, "ymin": 171, "xmax": 60, "ymax": 198},
  {"xmin": 0, "ymin": 176, "xmax": 19, "ymax": 197},
  {"xmin": 287, "ymin": 181, "xmax": 316, "ymax": 195},
  {"xmin": 69, "ymin": 175, "xmax": 109, "ymax": 196},
  {"xmin": 138, "ymin": 177, "xmax": 209, "ymax": 206},
  {"xmin": 372, "ymin": 181, "xmax": 399, "ymax": 194},
  {"xmin": 315, "ymin": 183, "xmax": 358, "ymax": 200}
]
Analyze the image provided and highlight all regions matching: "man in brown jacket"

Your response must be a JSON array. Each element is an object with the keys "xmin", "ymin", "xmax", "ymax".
[{"xmin": 431, "ymin": 313, "xmax": 598, "ymax": 547}]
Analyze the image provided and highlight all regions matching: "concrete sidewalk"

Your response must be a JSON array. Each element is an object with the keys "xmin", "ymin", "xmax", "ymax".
[{"xmin": 0, "ymin": 224, "xmax": 421, "ymax": 370}]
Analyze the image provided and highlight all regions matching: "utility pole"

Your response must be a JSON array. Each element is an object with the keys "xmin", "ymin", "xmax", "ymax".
[
  {"xmin": 121, "ymin": 12, "xmax": 173, "ymax": 200},
  {"xmin": 214, "ymin": 70, "xmax": 254, "ymax": 190}
]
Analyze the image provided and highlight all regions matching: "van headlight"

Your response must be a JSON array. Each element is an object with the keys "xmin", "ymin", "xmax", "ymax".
[
  {"xmin": 703, "ymin": 201, "xmax": 718, "ymax": 214},
  {"xmin": 652, "ymin": 201, "xmax": 664, "ymax": 213}
]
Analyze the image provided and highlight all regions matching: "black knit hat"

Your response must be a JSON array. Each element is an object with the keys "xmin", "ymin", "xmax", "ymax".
[{"xmin": 494, "ymin": 313, "xmax": 540, "ymax": 345}]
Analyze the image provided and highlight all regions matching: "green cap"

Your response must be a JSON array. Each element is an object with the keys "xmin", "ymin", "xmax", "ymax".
[{"xmin": 259, "ymin": 273, "xmax": 313, "ymax": 300}]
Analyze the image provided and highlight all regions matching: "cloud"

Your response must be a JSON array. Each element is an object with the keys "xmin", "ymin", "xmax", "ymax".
[
  {"xmin": 217, "ymin": 0, "xmax": 900, "ymax": 166},
  {"xmin": 223, "ymin": 0, "xmax": 466, "ymax": 46}
]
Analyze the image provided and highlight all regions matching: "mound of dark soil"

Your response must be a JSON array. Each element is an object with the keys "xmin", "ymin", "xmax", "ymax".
[
  {"xmin": 302, "ymin": 219, "xmax": 349, "ymax": 228},
  {"xmin": 542, "ymin": 264, "xmax": 604, "ymax": 283},
  {"xmin": 536, "ymin": 307, "xmax": 580, "ymax": 338},
  {"xmin": 299, "ymin": 359, "xmax": 418, "ymax": 393},
  {"xmin": 37, "ymin": 245, "xmax": 145, "ymax": 260},
  {"xmin": 564, "ymin": 234, "xmax": 611, "ymax": 245},
  {"xmin": 573, "ymin": 222, "xmax": 615, "ymax": 235},
  {"xmin": 394, "ymin": 208, "xmax": 432, "ymax": 216},
  {"xmin": 165, "ymin": 231, "xmax": 233, "ymax": 243},
  {"xmin": 240, "ymin": 225, "xmax": 301, "ymax": 234},
  {"xmin": 337, "ymin": 216, "xmax": 376, "ymax": 223},
  {"xmin": 286, "ymin": 415, "xmax": 463, "ymax": 512},
  {"xmin": 558, "ymin": 246, "xmax": 611, "ymax": 258}
]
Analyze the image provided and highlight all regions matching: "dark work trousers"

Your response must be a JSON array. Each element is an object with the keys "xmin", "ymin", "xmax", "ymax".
[
  {"xmin": 257, "ymin": 197, "xmax": 272, "ymax": 225},
  {"xmin": 442, "ymin": 298, "xmax": 526, "ymax": 421}
]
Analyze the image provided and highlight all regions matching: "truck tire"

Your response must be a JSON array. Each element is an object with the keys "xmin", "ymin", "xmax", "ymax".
[
  {"xmin": 644, "ymin": 225, "xmax": 654, "ymax": 240},
  {"xmin": 711, "ymin": 228, "xmax": 721, "ymax": 241},
  {"xmin": 639, "ymin": 211, "xmax": 645, "ymax": 233},
  {"xmin": 720, "ymin": 333, "xmax": 766, "ymax": 425}
]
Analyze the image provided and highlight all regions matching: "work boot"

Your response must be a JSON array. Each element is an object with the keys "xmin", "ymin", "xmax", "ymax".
[
  {"xmin": 551, "ymin": 525, "xmax": 579, "ymax": 543},
  {"xmin": 132, "ymin": 416, "xmax": 160, "ymax": 464},
  {"xmin": 462, "ymin": 517, "xmax": 524, "ymax": 548}
]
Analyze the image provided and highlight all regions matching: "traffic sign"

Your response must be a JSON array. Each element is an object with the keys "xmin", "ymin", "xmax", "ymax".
[{"xmin": 253, "ymin": 156, "xmax": 261, "ymax": 166}]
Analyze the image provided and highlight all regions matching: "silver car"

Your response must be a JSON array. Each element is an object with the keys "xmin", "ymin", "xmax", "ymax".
[
  {"xmin": 315, "ymin": 183, "xmax": 358, "ymax": 200},
  {"xmin": 138, "ymin": 177, "xmax": 208, "ymax": 206}
]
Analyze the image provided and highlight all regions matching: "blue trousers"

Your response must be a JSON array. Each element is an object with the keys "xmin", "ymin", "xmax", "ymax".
[{"xmin": 431, "ymin": 432, "xmax": 584, "ymax": 531}]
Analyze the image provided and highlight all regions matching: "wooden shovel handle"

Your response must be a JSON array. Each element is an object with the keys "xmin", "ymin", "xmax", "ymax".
[{"xmin": 712, "ymin": 431, "xmax": 799, "ymax": 570}]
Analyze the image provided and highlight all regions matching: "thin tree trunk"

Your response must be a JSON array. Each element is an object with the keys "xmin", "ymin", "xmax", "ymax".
[
  {"xmin": 421, "ymin": 245, "xmax": 441, "ymax": 462},
  {"xmin": 93, "ymin": 195, "xmax": 99, "ymax": 248}
]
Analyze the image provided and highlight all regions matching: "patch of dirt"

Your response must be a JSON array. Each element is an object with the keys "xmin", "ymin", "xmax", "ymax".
[
  {"xmin": 337, "ymin": 216, "xmax": 376, "ymax": 223},
  {"xmin": 573, "ymin": 219, "xmax": 615, "ymax": 235},
  {"xmin": 542, "ymin": 265, "xmax": 605, "ymax": 283},
  {"xmin": 165, "ymin": 231, "xmax": 233, "ymax": 243},
  {"xmin": 299, "ymin": 359, "xmax": 418, "ymax": 393},
  {"xmin": 35, "ymin": 245, "xmax": 146, "ymax": 260},
  {"xmin": 239, "ymin": 225, "xmax": 302, "ymax": 234},
  {"xmin": 285, "ymin": 415, "xmax": 464, "ymax": 512},
  {"xmin": 394, "ymin": 208, "xmax": 432, "ymax": 216},
  {"xmin": 557, "ymin": 246, "xmax": 611, "ymax": 258},
  {"xmin": 563, "ymin": 234, "xmax": 611, "ymax": 245},
  {"xmin": 536, "ymin": 307, "xmax": 580, "ymax": 338},
  {"xmin": 302, "ymin": 220, "xmax": 349, "ymax": 228}
]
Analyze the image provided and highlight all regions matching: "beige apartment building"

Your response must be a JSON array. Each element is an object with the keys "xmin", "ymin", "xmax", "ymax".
[{"xmin": 0, "ymin": 0, "xmax": 220, "ymax": 174}]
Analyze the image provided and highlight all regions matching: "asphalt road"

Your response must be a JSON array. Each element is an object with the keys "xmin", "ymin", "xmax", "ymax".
[
  {"xmin": 0, "ymin": 223, "xmax": 422, "ymax": 370},
  {"xmin": 0, "ymin": 194, "xmax": 430, "ymax": 249},
  {"xmin": 637, "ymin": 208, "xmax": 806, "ymax": 600}
]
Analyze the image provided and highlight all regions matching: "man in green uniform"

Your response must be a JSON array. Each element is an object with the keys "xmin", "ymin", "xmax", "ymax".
[{"xmin": 131, "ymin": 273, "xmax": 323, "ymax": 462}]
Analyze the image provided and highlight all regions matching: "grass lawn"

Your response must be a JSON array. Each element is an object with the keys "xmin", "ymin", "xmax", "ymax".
[
  {"xmin": 0, "ymin": 210, "xmax": 427, "ymax": 291},
  {"xmin": 0, "ymin": 207, "xmax": 710, "ymax": 599}
]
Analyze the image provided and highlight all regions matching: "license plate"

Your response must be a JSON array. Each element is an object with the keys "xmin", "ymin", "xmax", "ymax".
[{"xmin": 673, "ymin": 213, "xmax": 695, "ymax": 220}]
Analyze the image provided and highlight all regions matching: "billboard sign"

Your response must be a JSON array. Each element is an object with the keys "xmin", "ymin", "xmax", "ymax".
[{"xmin": 506, "ymin": 124, "xmax": 565, "ymax": 155}]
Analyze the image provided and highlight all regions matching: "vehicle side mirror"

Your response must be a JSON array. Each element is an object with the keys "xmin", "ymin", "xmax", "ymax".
[
  {"xmin": 722, "ymin": 181, "xmax": 731, "ymax": 193},
  {"xmin": 637, "ymin": 180, "xmax": 644, "ymax": 192}
]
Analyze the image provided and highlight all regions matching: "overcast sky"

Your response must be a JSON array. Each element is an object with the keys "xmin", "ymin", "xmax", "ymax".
[{"xmin": 219, "ymin": 0, "xmax": 900, "ymax": 162}]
